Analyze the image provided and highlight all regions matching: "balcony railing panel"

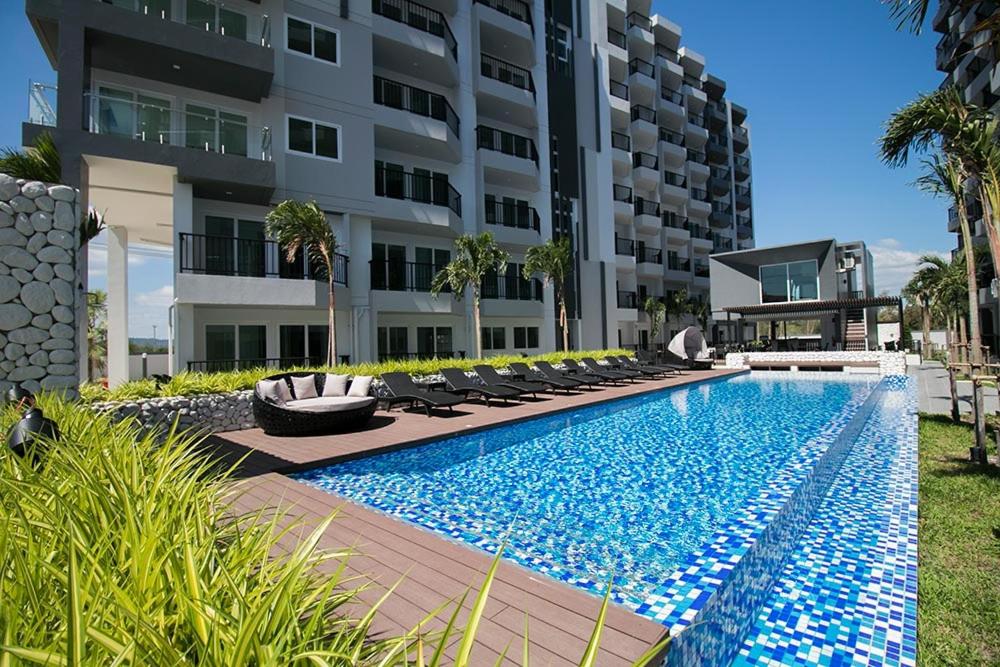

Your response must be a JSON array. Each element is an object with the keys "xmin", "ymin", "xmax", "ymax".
[
  {"xmin": 626, "ymin": 12, "xmax": 651, "ymax": 32},
  {"xmin": 632, "ymin": 152, "xmax": 658, "ymax": 170},
  {"xmin": 188, "ymin": 357, "xmax": 314, "ymax": 372},
  {"xmin": 28, "ymin": 81, "xmax": 57, "ymax": 127},
  {"xmin": 663, "ymin": 212, "xmax": 687, "ymax": 229},
  {"xmin": 638, "ymin": 246, "xmax": 662, "ymax": 264},
  {"xmin": 607, "ymin": 27, "xmax": 626, "ymax": 49},
  {"xmin": 610, "ymin": 79, "xmax": 630, "ymax": 100},
  {"xmin": 628, "ymin": 58, "xmax": 655, "ymax": 78},
  {"xmin": 484, "ymin": 200, "xmax": 540, "ymax": 231},
  {"xmin": 374, "ymin": 165, "xmax": 462, "ymax": 216},
  {"xmin": 617, "ymin": 290, "xmax": 638, "ymax": 308},
  {"xmin": 615, "ymin": 235, "xmax": 636, "ymax": 256},
  {"xmin": 372, "ymin": 0, "xmax": 457, "ymax": 60},
  {"xmin": 659, "ymin": 127, "xmax": 685, "ymax": 146},
  {"xmin": 85, "ymin": 92, "xmax": 272, "ymax": 160},
  {"xmin": 634, "ymin": 197, "xmax": 660, "ymax": 217},
  {"xmin": 474, "ymin": 0, "xmax": 533, "ymax": 28},
  {"xmin": 661, "ymin": 87, "xmax": 684, "ymax": 105},
  {"xmin": 94, "ymin": 0, "xmax": 272, "ymax": 46},
  {"xmin": 611, "ymin": 131, "xmax": 631, "ymax": 151},
  {"xmin": 631, "ymin": 105, "xmax": 656, "ymax": 123},
  {"xmin": 179, "ymin": 233, "xmax": 348, "ymax": 285},
  {"xmin": 687, "ymin": 114, "xmax": 706, "ymax": 128},
  {"xmin": 480, "ymin": 54, "xmax": 535, "ymax": 95},
  {"xmin": 687, "ymin": 149, "xmax": 707, "ymax": 164},
  {"xmin": 370, "ymin": 260, "xmax": 450, "ymax": 292},
  {"xmin": 481, "ymin": 274, "xmax": 543, "ymax": 301},
  {"xmin": 663, "ymin": 171, "xmax": 686, "ymax": 188},
  {"xmin": 690, "ymin": 188, "xmax": 710, "ymax": 202},
  {"xmin": 667, "ymin": 254, "xmax": 690, "ymax": 272},
  {"xmin": 477, "ymin": 125, "xmax": 538, "ymax": 163},
  {"xmin": 613, "ymin": 184, "xmax": 633, "ymax": 203},
  {"xmin": 687, "ymin": 223, "xmax": 711, "ymax": 240},
  {"xmin": 374, "ymin": 76, "xmax": 459, "ymax": 137}
]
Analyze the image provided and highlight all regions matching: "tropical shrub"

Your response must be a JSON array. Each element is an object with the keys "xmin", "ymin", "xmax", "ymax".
[{"xmin": 80, "ymin": 348, "xmax": 631, "ymax": 403}]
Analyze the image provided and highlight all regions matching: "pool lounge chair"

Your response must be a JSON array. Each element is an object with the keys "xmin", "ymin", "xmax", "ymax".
[
  {"xmin": 606, "ymin": 355, "xmax": 666, "ymax": 378},
  {"xmin": 582, "ymin": 357, "xmax": 643, "ymax": 381},
  {"xmin": 508, "ymin": 362, "xmax": 581, "ymax": 393},
  {"xmin": 561, "ymin": 359, "xmax": 626, "ymax": 385},
  {"xmin": 474, "ymin": 365, "xmax": 547, "ymax": 398},
  {"xmin": 380, "ymin": 372, "xmax": 466, "ymax": 416},
  {"xmin": 535, "ymin": 360, "xmax": 604, "ymax": 388},
  {"xmin": 637, "ymin": 350, "xmax": 687, "ymax": 373},
  {"xmin": 440, "ymin": 368, "xmax": 522, "ymax": 406}
]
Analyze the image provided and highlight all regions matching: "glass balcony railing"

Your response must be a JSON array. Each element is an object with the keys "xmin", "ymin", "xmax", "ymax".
[
  {"xmin": 661, "ymin": 87, "xmax": 684, "ymax": 106},
  {"xmin": 631, "ymin": 105, "xmax": 656, "ymax": 123},
  {"xmin": 95, "ymin": 0, "xmax": 271, "ymax": 47},
  {"xmin": 632, "ymin": 152, "xmax": 658, "ymax": 170},
  {"xmin": 610, "ymin": 79, "xmax": 630, "ymax": 100},
  {"xmin": 634, "ymin": 197, "xmax": 660, "ymax": 217},
  {"xmin": 28, "ymin": 81, "xmax": 57, "ymax": 127},
  {"xmin": 628, "ymin": 58, "xmax": 655, "ymax": 78},
  {"xmin": 84, "ymin": 91, "xmax": 272, "ymax": 160},
  {"xmin": 687, "ymin": 223, "xmax": 711, "ymax": 240},
  {"xmin": 626, "ymin": 12, "xmax": 652, "ymax": 32},
  {"xmin": 662, "ymin": 212, "xmax": 687, "ymax": 229},
  {"xmin": 659, "ymin": 127, "xmax": 685, "ymax": 146},
  {"xmin": 663, "ymin": 171, "xmax": 686, "ymax": 188},
  {"xmin": 613, "ymin": 184, "xmax": 633, "ymax": 203},
  {"xmin": 607, "ymin": 26, "xmax": 627, "ymax": 49}
]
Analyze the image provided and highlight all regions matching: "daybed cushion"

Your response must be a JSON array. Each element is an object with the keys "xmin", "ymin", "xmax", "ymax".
[
  {"xmin": 322, "ymin": 373, "xmax": 350, "ymax": 397},
  {"xmin": 284, "ymin": 396, "xmax": 376, "ymax": 413},
  {"xmin": 291, "ymin": 374, "xmax": 318, "ymax": 399},
  {"xmin": 348, "ymin": 375, "xmax": 373, "ymax": 397},
  {"xmin": 257, "ymin": 379, "xmax": 290, "ymax": 404}
]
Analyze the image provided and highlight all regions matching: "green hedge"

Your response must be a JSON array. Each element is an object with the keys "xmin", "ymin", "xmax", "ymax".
[{"xmin": 81, "ymin": 348, "xmax": 631, "ymax": 403}]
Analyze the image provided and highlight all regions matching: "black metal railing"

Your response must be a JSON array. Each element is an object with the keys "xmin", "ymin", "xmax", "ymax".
[
  {"xmin": 481, "ymin": 274, "xmax": 543, "ymax": 301},
  {"xmin": 374, "ymin": 165, "xmax": 462, "ymax": 216},
  {"xmin": 617, "ymin": 290, "xmax": 638, "ymax": 308},
  {"xmin": 474, "ymin": 0, "xmax": 532, "ymax": 28},
  {"xmin": 667, "ymin": 253, "xmax": 690, "ymax": 272},
  {"xmin": 688, "ymin": 223, "xmax": 711, "ymax": 240},
  {"xmin": 631, "ymin": 105, "xmax": 656, "ymax": 123},
  {"xmin": 687, "ymin": 114, "xmax": 706, "ymax": 128},
  {"xmin": 711, "ymin": 166, "xmax": 731, "ymax": 180},
  {"xmin": 663, "ymin": 170, "xmax": 686, "ymax": 188},
  {"xmin": 634, "ymin": 197, "xmax": 660, "ymax": 217},
  {"xmin": 629, "ymin": 57, "xmax": 654, "ymax": 78},
  {"xmin": 188, "ymin": 357, "xmax": 314, "ymax": 373},
  {"xmin": 687, "ymin": 148, "xmax": 707, "ymax": 164},
  {"xmin": 712, "ymin": 201, "xmax": 732, "ymax": 214},
  {"xmin": 374, "ymin": 76, "xmax": 459, "ymax": 137},
  {"xmin": 615, "ymin": 235, "xmax": 636, "ymax": 256},
  {"xmin": 372, "ymin": 0, "xmax": 457, "ymax": 60},
  {"xmin": 661, "ymin": 87, "xmax": 684, "ymax": 105},
  {"xmin": 626, "ymin": 12, "xmax": 651, "ymax": 31},
  {"xmin": 481, "ymin": 54, "xmax": 535, "ymax": 95},
  {"xmin": 663, "ymin": 212, "xmax": 687, "ymax": 229},
  {"xmin": 690, "ymin": 187, "xmax": 709, "ymax": 202},
  {"xmin": 713, "ymin": 234, "xmax": 733, "ymax": 251},
  {"xmin": 610, "ymin": 79, "xmax": 630, "ymax": 100},
  {"xmin": 378, "ymin": 350, "xmax": 465, "ymax": 362},
  {"xmin": 484, "ymin": 199, "xmax": 540, "ymax": 231},
  {"xmin": 656, "ymin": 44, "xmax": 679, "ymax": 62},
  {"xmin": 613, "ymin": 184, "xmax": 633, "ymax": 203},
  {"xmin": 607, "ymin": 26, "xmax": 626, "ymax": 49},
  {"xmin": 178, "ymin": 233, "xmax": 348, "ymax": 284},
  {"xmin": 632, "ymin": 151, "xmax": 658, "ymax": 170},
  {"xmin": 659, "ymin": 127, "xmax": 685, "ymax": 146},
  {"xmin": 693, "ymin": 261, "xmax": 710, "ymax": 278},
  {"xmin": 370, "ymin": 259, "xmax": 450, "ymax": 292},
  {"xmin": 638, "ymin": 246, "xmax": 662, "ymax": 264},
  {"xmin": 476, "ymin": 125, "xmax": 538, "ymax": 163},
  {"xmin": 611, "ymin": 131, "xmax": 631, "ymax": 151}
]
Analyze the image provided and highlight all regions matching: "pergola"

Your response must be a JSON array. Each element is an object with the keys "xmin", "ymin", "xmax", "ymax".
[{"xmin": 720, "ymin": 295, "xmax": 904, "ymax": 346}]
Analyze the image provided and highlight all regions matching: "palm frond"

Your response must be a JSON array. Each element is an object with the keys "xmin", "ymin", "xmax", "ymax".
[
  {"xmin": 879, "ymin": 87, "xmax": 967, "ymax": 168},
  {"xmin": 0, "ymin": 132, "xmax": 61, "ymax": 183},
  {"xmin": 884, "ymin": 0, "xmax": 932, "ymax": 34}
]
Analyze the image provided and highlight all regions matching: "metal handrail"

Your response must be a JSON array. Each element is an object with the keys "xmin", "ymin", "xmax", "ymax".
[
  {"xmin": 374, "ymin": 166, "xmax": 462, "ymax": 216},
  {"xmin": 481, "ymin": 53, "xmax": 535, "ymax": 95},
  {"xmin": 663, "ymin": 171, "xmax": 686, "ymax": 188},
  {"xmin": 632, "ymin": 151, "xmax": 658, "ymax": 170},
  {"xmin": 611, "ymin": 131, "xmax": 631, "ymax": 151},
  {"xmin": 615, "ymin": 235, "xmax": 636, "ymax": 256},
  {"xmin": 607, "ymin": 26, "xmax": 626, "ymax": 49},
  {"xmin": 374, "ymin": 76, "xmax": 459, "ymax": 137},
  {"xmin": 178, "ymin": 232, "xmax": 348, "ymax": 284},
  {"xmin": 369, "ymin": 259, "xmax": 451, "ymax": 292},
  {"xmin": 659, "ymin": 127, "xmax": 685, "ymax": 146},
  {"xmin": 476, "ymin": 125, "xmax": 538, "ymax": 164},
  {"xmin": 661, "ymin": 87, "xmax": 684, "ymax": 105},
  {"xmin": 631, "ymin": 105, "xmax": 656, "ymax": 123},
  {"xmin": 474, "ymin": 0, "xmax": 532, "ymax": 28},
  {"xmin": 481, "ymin": 273, "xmax": 543, "ymax": 301},
  {"xmin": 634, "ymin": 197, "xmax": 660, "ymax": 217},
  {"xmin": 613, "ymin": 184, "xmax": 633, "ymax": 203},
  {"xmin": 372, "ymin": 0, "xmax": 457, "ymax": 61},
  {"xmin": 610, "ymin": 79, "xmax": 630, "ymax": 100},
  {"xmin": 484, "ymin": 199, "xmax": 540, "ymax": 231},
  {"xmin": 628, "ymin": 58, "xmax": 654, "ymax": 78},
  {"xmin": 94, "ymin": 0, "xmax": 272, "ymax": 47}
]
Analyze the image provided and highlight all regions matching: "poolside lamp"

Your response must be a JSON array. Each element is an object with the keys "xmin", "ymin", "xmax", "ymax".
[{"xmin": 5, "ymin": 387, "xmax": 59, "ymax": 461}]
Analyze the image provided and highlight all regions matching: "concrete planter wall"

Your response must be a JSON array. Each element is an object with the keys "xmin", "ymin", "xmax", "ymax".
[
  {"xmin": 0, "ymin": 174, "xmax": 80, "ymax": 395},
  {"xmin": 725, "ymin": 351, "xmax": 907, "ymax": 376}
]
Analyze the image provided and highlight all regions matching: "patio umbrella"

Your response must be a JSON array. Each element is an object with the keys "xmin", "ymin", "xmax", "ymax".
[{"xmin": 668, "ymin": 326, "xmax": 709, "ymax": 361}]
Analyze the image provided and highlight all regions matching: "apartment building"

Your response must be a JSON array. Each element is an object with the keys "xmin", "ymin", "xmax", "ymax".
[
  {"xmin": 23, "ymin": 0, "xmax": 753, "ymax": 385},
  {"xmin": 933, "ymin": 0, "xmax": 999, "ymax": 352}
]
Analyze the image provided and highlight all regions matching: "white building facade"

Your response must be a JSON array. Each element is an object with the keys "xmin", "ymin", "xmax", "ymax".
[{"xmin": 24, "ymin": 0, "xmax": 753, "ymax": 385}]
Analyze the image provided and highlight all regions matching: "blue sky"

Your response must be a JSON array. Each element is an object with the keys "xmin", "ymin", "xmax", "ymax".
[{"xmin": 0, "ymin": 1, "xmax": 950, "ymax": 337}]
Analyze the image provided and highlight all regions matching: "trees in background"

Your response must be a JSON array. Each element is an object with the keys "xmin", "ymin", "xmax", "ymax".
[
  {"xmin": 524, "ymin": 237, "xmax": 573, "ymax": 351},
  {"xmin": 87, "ymin": 290, "xmax": 107, "ymax": 381}
]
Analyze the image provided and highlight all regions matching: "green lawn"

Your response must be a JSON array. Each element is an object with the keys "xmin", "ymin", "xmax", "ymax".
[{"xmin": 918, "ymin": 415, "xmax": 1000, "ymax": 665}]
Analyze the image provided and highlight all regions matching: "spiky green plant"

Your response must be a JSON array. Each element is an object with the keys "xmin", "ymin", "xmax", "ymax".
[
  {"xmin": 0, "ymin": 132, "xmax": 61, "ymax": 183},
  {"xmin": 524, "ymin": 237, "xmax": 573, "ymax": 351},
  {"xmin": 266, "ymin": 200, "xmax": 339, "ymax": 365},
  {"xmin": 431, "ymin": 233, "xmax": 509, "ymax": 358}
]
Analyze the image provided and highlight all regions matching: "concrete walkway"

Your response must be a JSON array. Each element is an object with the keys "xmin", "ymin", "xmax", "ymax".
[{"xmin": 911, "ymin": 360, "xmax": 999, "ymax": 415}]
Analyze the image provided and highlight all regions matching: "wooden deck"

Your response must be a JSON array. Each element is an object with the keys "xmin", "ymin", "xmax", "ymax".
[{"xmin": 208, "ymin": 369, "xmax": 743, "ymax": 664}]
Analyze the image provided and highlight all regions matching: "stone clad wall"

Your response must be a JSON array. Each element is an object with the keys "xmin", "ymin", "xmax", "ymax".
[
  {"xmin": 725, "ymin": 351, "xmax": 907, "ymax": 376},
  {"xmin": 0, "ymin": 174, "xmax": 80, "ymax": 394},
  {"xmin": 93, "ymin": 390, "xmax": 256, "ymax": 436}
]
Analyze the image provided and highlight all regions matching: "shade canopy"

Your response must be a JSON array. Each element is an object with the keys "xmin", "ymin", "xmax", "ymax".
[{"xmin": 668, "ymin": 326, "xmax": 709, "ymax": 361}]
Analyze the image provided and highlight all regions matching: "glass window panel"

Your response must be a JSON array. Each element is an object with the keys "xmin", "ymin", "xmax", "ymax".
[
  {"xmin": 279, "ymin": 325, "xmax": 306, "ymax": 365},
  {"xmin": 416, "ymin": 327, "xmax": 435, "ymax": 358},
  {"xmin": 220, "ymin": 8, "xmax": 247, "ymax": 41},
  {"xmin": 205, "ymin": 325, "xmax": 235, "ymax": 362},
  {"xmin": 136, "ymin": 94, "xmax": 170, "ymax": 143},
  {"xmin": 288, "ymin": 117, "xmax": 314, "ymax": 154},
  {"xmin": 387, "ymin": 244, "xmax": 406, "ymax": 291},
  {"xmin": 238, "ymin": 325, "xmax": 266, "ymax": 367},
  {"xmin": 527, "ymin": 327, "xmax": 539, "ymax": 348},
  {"xmin": 237, "ymin": 220, "xmax": 265, "ymax": 277},
  {"xmin": 186, "ymin": 0, "xmax": 215, "ymax": 31},
  {"xmin": 412, "ymin": 169, "xmax": 432, "ymax": 204},
  {"xmin": 314, "ymin": 122, "xmax": 339, "ymax": 159},
  {"xmin": 492, "ymin": 327, "xmax": 505, "ymax": 349},
  {"xmin": 480, "ymin": 327, "xmax": 492, "ymax": 350},
  {"xmin": 377, "ymin": 327, "xmax": 388, "ymax": 359},
  {"xmin": 436, "ymin": 327, "xmax": 452, "ymax": 355},
  {"xmin": 308, "ymin": 325, "xmax": 329, "ymax": 365},
  {"xmin": 185, "ymin": 104, "xmax": 217, "ymax": 151},
  {"xmin": 514, "ymin": 327, "xmax": 526, "ymax": 349},
  {"xmin": 313, "ymin": 26, "xmax": 338, "ymax": 63},
  {"xmin": 96, "ymin": 87, "xmax": 135, "ymax": 138},
  {"xmin": 760, "ymin": 264, "xmax": 788, "ymax": 303},
  {"xmin": 204, "ymin": 216, "xmax": 233, "ymax": 275},
  {"xmin": 388, "ymin": 327, "xmax": 408, "ymax": 355},
  {"xmin": 787, "ymin": 260, "xmax": 819, "ymax": 301},
  {"xmin": 219, "ymin": 111, "xmax": 248, "ymax": 157},
  {"xmin": 287, "ymin": 18, "xmax": 312, "ymax": 55}
]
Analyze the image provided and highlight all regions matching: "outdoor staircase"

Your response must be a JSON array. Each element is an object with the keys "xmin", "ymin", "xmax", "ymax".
[{"xmin": 844, "ymin": 308, "xmax": 867, "ymax": 351}]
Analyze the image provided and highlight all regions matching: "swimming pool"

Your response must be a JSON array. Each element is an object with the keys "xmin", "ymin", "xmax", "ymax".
[{"xmin": 293, "ymin": 373, "xmax": 880, "ymax": 609}]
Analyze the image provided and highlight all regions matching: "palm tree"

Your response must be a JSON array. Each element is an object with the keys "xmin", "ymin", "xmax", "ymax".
[
  {"xmin": 87, "ymin": 290, "xmax": 107, "ymax": 381},
  {"xmin": 265, "ymin": 200, "xmax": 339, "ymax": 366},
  {"xmin": 0, "ymin": 132, "xmax": 61, "ymax": 183},
  {"xmin": 687, "ymin": 295, "xmax": 711, "ymax": 332},
  {"xmin": 643, "ymin": 297, "xmax": 666, "ymax": 350},
  {"xmin": 663, "ymin": 289, "xmax": 690, "ymax": 334},
  {"xmin": 523, "ymin": 237, "xmax": 573, "ymax": 351},
  {"xmin": 431, "ymin": 233, "xmax": 509, "ymax": 358},
  {"xmin": 915, "ymin": 152, "xmax": 983, "ymax": 365},
  {"xmin": 904, "ymin": 255, "xmax": 957, "ymax": 358}
]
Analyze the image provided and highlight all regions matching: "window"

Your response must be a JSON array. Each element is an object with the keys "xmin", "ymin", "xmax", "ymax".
[
  {"xmin": 554, "ymin": 24, "xmax": 572, "ymax": 69},
  {"xmin": 481, "ymin": 327, "xmax": 506, "ymax": 351},
  {"xmin": 279, "ymin": 325, "xmax": 306, "ymax": 367},
  {"xmin": 308, "ymin": 325, "xmax": 329, "ymax": 365},
  {"xmin": 286, "ymin": 115, "xmax": 341, "ymax": 161},
  {"xmin": 205, "ymin": 325, "xmax": 235, "ymax": 362},
  {"xmin": 513, "ymin": 326, "xmax": 539, "ymax": 349},
  {"xmin": 238, "ymin": 325, "xmax": 266, "ymax": 368},
  {"xmin": 416, "ymin": 326, "xmax": 451, "ymax": 358},
  {"xmin": 759, "ymin": 260, "xmax": 819, "ymax": 303},
  {"xmin": 286, "ymin": 16, "xmax": 340, "ymax": 65},
  {"xmin": 377, "ymin": 327, "xmax": 408, "ymax": 360}
]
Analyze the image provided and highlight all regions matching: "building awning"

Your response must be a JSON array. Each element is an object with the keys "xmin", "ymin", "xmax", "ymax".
[{"xmin": 722, "ymin": 295, "xmax": 901, "ymax": 320}]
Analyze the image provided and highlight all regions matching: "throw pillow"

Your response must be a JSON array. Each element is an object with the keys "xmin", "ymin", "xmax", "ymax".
[
  {"xmin": 322, "ymin": 373, "xmax": 350, "ymax": 397},
  {"xmin": 347, "ymin": 375, "xmax": 373, "ymax": 397},
  {"xmin": 257, "ymin": 379, "xmax": 287, "ymax": 405},
  {"xmin": 290, "ymin": 375, "xmax": 318, "ymax": 400}
]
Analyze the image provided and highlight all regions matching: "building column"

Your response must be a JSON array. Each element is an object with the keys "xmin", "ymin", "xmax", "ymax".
[
  {"xmin": 107, "ymin": 225, "xmax": 129, "ymax": 386},
  {"xmin": 173, "ymin": 303, "xmax": 194, "ymax": 374},
  {"xmin": 348, "ymin": 215, "xmax": 374, "ymax": 363}
]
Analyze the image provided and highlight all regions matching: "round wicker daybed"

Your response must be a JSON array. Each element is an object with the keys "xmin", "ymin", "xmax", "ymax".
[{"xmin": 252, "ymin": 372, "xmax": 377, "ymax": 437}]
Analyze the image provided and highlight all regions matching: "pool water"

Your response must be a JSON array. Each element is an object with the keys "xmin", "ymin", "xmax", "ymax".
[{"xmin": 293, "ymin": 373, "xmax": 879, "ymax": 608}]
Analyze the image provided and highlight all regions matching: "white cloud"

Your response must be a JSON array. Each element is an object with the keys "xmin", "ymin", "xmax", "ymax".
[
  {"xmin": 130, "ymin": 285, "xmax": 173, "ymax": 340},
  {"xmin": 134, "ymin": 285, "xmax": 173, "ymax": 308},
  {"xmin": 869, "ymin": 237, "xmax": 949, "ymax": 296}
]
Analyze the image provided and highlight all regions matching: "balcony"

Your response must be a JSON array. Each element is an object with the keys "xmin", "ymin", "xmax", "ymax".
[
  {"xmin": 713, "ymin": 234, "xmax": 733, "ymax": 252},
  {"xmin": 659, "ymin": 127, "xmax": 686, "ymax": 166},
  {"xmin": 634, "ymin": 197, "xmax": 661, "ymax": 233},
  {"xmin": 474, "ymin": 0, "xmax": 534, "ymax": 65},
  {"xmin": 632, "ymin": 151, "xmax": 659, "ymax": 190},
  {"xmin": 737, "ymin": 222, "xmax": 754, "ymax": 240},
  {"xmin": 613, "ymin": 184, "xmax": 634, "ymax": 223},
  {"xmin": 477, "ymin": 54, "xmax": 536, "ymax": 126},
  {"xmin": 735, "ymin": 184, "xmax": 752, "ymax": 210},
  {"xmin": 176, "ymin": 233, "xmax": 348, "ymax": 307},
  {"xmin": 637, "ymin": 245, "xmax": 663, "ymax": 278},
  {"xmin": 665, "ymin": 253, "xmax": 690, "ymax": 281},
  {"xmin": 663, "ymin": 211, "xmax": 690, "ymax": 244},
  {"xmin": 685, "ymin": 114, "xmax": 709, "ymax": 145},
  {"xmin": 26, "ymin": 0, "xmax": 273, "ymax": 101},
  {"xmin": 477, "ymin": 125, "xmax": 539, "ymax": 190},
  {"xmin": 707, "ymin": 135, "xmax": 728, "ymax": 163},
  {"xmin": 659, "ymin": 86, "xmax": 686, "ymax": 123},
  {"xmin": 374, "ymin": 76, "xmax": 460, "ymax": 162},
  {"xmin": 374, "ymin": 165, "xmax": 463, "ymax": 233},
  {"xmin": 612, "ymin": 131, "xmax": 631, "ymax": 176},
  {"xmin": 608, "ymin": 26, "xmax": 627, "ymax": 51},
  {"xmin": 707, "ymin": 101, "xmax": 728, "ymax": 131},
  {"xmin": 731, "ymin": 103, "xmax": 748, "ymax": 125},
  {"xmin": 709, "ymin": 167, "xmax": 731, "ymax": 196},
  {"xmin": 617, "ymin": 290, "xmax": 638, "ymax": 309},
  {"xmin": 662, "ymin": 170, "xmax": 688, "ymax": 205},
  {"xmin": 734, "ymin": 155, "xmax": 751, "ymax": 180},
  {"xmin": 483, "ymin": 199, "xmax": 541, "ymax": 247},
  {"xmin": 369, "ymin": 259, "xmax": 459, "ymax": 314},
  {"xmin": 616, "ymin": 235, "xmax": 637, "ymax": 257},
  {"xmin": 482, "ymin": 274, "xmax": 542, "ymax": 300},
  {"xmin": 688, "ymin": 187, "xmax": 711, "ymax": 217},
  {"xmin": 710, "ymin": 202, "xmax": 733, "ymax": 228},
  {"xmin": 372, "ymin": 0, "xmax": 458, "ymax": 87},
  {"xmin": 692, "ymin": 260, "xmax": 710, "ymax": 286},
  {"xmin": 732, "ymin": 125, "xmax": 749, "ymax": 152},
  {"xmin": 630, "ymin": 105, "xmax": 657, "ymax": 149},
  {"xmin": 628, "ymin": 58, "xmax": 656, "ymax": 102}
]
